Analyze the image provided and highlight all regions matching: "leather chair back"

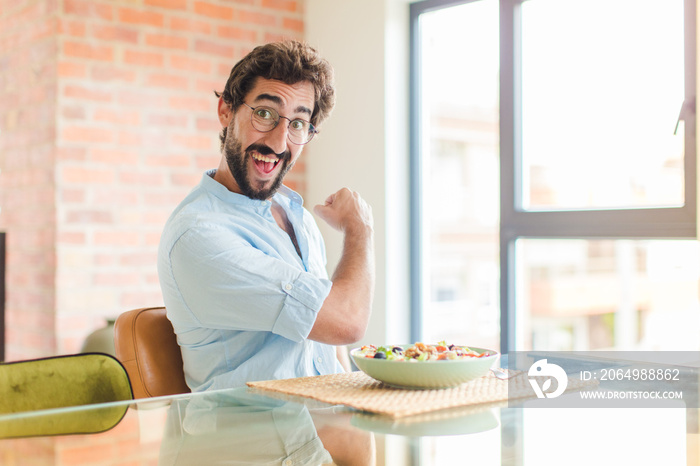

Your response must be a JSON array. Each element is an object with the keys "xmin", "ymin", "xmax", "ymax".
[{"xmin": 114, "ymin": 307, "xmax": 190, "ymax": 399}]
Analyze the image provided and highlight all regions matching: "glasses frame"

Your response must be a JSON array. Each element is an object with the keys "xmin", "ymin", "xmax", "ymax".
[{"xmin": 243, "ymin": 103, "xmax": 317, "ymax": 145}]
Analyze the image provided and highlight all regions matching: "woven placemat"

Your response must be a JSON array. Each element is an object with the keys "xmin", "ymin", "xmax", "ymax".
[{"xmin": 247, "ymin": 370, "xmax": 597, "ymax": 418}]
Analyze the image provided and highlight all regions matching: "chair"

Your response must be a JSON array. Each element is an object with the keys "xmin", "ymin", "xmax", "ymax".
[
  {"xmin": 114, "ymin": 306, "xmax": 190, "ymax": 399},
  {"xmin": 0, "ymin": 353, "xmax": 132, "ymax": 438}
]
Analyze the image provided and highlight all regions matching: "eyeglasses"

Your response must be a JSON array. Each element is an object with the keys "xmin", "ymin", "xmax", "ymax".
[{"xmin": 243, "ymin": 103, "xmax": 317, "ymax": 145}]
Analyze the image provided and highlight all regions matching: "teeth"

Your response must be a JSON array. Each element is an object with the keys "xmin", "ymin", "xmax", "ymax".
[{"xmin": 252, "ymin": 153, "xmax": 278, "ymax": 164}]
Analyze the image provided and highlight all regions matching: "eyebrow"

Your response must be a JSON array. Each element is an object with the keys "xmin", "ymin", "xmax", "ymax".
[{"xmin": 253, "ymin": 93, "xmax": 313, "ymax": 117}]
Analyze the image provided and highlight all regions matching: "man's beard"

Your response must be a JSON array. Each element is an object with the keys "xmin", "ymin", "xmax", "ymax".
[{"xmin": 223, "ymin": 135, "xmax": 294, "ymax": 201}]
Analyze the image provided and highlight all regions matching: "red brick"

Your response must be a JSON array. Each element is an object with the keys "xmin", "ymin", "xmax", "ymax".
[
  {"xmin": 66, "ymin": 210, "xmax": 113, "ymax": 224},
  {"xmin": 64, "ymin": 0, "xmax": 113, "ymax": 20},
  {"xmin": 58, "ymin": 231, "xmax": 87, "ymax": 245},
  {"xmin": 168, "ymin": 95, "xmax": 213, "ymax": 112},
  {"xmin": 282, "ymin": 17, "xmax": 303, "ymax": 33},
  {"xmin": 123, "ymin": 49, "xmax": 164, "ymax": 67},
  {"xmin": 235, "ymin": 10, "xmax": 278, "ymax": 27},
  {"xmin": 93, "ymin": 24, "xmax": 140, "ymax": 44},
  {"xmin": 63, "ymin": 84, "xmax": 113, "ymax": 102},
  {"xmin": 172, "ymin": 133, "xmax": 214, "ymax": 150},
  {"xmin": 264, "ymin": 31, "xmax": 300, "ymax": 43},
  {"xmin": 143, "ymin": 211, "xmax": 171, "ymax": 225},
  {"xmin": 6, "ymin": 1, "xmax": 45, "ymax": 24},
  {"xmin": 169, "ymin": 17, "xmax": 212, "ymax": 35},
  {"xmin": 148, "ymin": 113, "xmax": 189, "ymax": 127},
  {"xmin": 145, "ymin": 0, "xmax": 188, "ymax": 10},
  {"xmin": 118, "ymin": 89, "xmax": 169, "ymax": 107},
  {"xmin": 146, "ymin": 33, "xmax": 188, "ymax": 50},
  {"xmin": 120, "ymin": 291, "xmax": 164, "ymax": 309},
  {"xmin": 93, "ymin": 273, "xmax": 141, "ymax": 286},
  {"xmin": 218, "ymin": 62, "xmax": 236, "ymax": 78},
  {"xmin": 145, "ymin": 154, "xmax": 190, "ymax": 167},
  {"xmin": 61, "ymin": 166, "xmax": 115, "ymax": 184},
  {"xmin": 194, "ymin": 39, "xmax": 234, "ymax": 57},
  {"xmin": 61, "ymin": 126, "xmax": 114, "ymax": 144},
  {"xmin": 62, "ymin": 105, "xmax": 86, "ymax": 120},
  {"xmin": 144, "ymin": 187, "xmax": 183, "ymax": 203},
  {"xmin": 58, "ymin": 18, "xmax": 87, "ymax": 36},
  {"xmin": 196, "ymin": 155, "xmax": 219, "ymax": 169},
  {"xmin": 90, "ymin": 65, "xmax": 137, "ymax": 83},
  {"xmin": 119, "ymin": 171, "xmax": 165, "ymax": 186},
  {"xmin": 283, "ymin": 179, "xmax": 299, "ymax": 192},
  {"xmin": 63, "ymin": 41, "xmax": 114, "ymax": 61},
  {"xmin": 92, "ymin": 188, "xmax": 139, "ymax": 205},
  {"xmin": 117, "ymin": 131, "xmax": 142, "ymax": 146},
  {"xmin": 196, "ymin": 117, "xmax": 219, "ymax": 131},
  {"xmin": 89, "ymin": 148, "xmax": 140, "ymax": 165},
  {"xmin": 56, "ymin": 146, "xmax": 86, "ymax": 162},
  {"xmin": 196, "ymin": 78, "xmax": 226, "ymax": 94},
  {"xmin": 93, "ymin": 108, "xmax": 141, "ymax": 126},
  {"xmin": 194, "ymin": 1, "xmax": 234, "ymax": 20},
  {"xmin": 93, "ymin": 230, "xmax": 141, "ymax": 246},
  {"xmin": 217, "ymin": 25, "xmax": 257, "ymax": 41},
  {"xmin": 146, "ymin": 73, "xmax": 189, "ymax": 89},
  {"xmin": 171, "ymin": 172, "xmax": 202, "ymax": 186},
  {"xmin": 170, "ymin": 55, "xmax": 212, "ymax": 73},
  {"xmin": 117, "ymin": 8, "xmax": 164, "ymax": 28},
  {"xmin": 60, "ymin": 188, "xmax": 87, "ymax": 203},
  {"xmin": 262, "ymin": 0, "xmax": 299, "ymax": 13},
  {"xmin": 57, "ymin": 61, "xmax": 87, "ymax": 78}
]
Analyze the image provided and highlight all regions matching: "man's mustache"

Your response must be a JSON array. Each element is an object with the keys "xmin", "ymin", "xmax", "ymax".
[{"xmin": 246, "ymin": 143, "xmax": 291, "ymax": 161}]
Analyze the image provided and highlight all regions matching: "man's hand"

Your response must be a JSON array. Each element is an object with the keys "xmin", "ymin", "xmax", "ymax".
[
  {"xmin": 313, "ymin": 187, "xmax": 373, "ymax": 235},
  {"xmin": 308, "ymin": 188, "xmax": 375, "ymax": 345}
]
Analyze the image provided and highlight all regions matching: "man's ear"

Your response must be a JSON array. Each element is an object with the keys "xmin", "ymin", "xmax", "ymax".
[{"xmin": 218, "ymin": 97, "xmax": 233, "ymax": 127}]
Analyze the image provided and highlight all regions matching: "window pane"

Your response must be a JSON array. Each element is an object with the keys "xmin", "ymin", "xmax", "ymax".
[
  {"xmin": 520, "ymin": 0, "xmax": 685, "ymax": 211},
  {"xmin": 516, "ymin": 239, "xmax": 700, "ymax": 351},
  {"xmin": 419, "ymin": 0, "xmax": 500, "ymax": 349}
]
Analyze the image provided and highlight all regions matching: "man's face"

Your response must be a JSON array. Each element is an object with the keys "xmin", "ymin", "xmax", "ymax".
[{"xmin": 219, "ymin": 77, "xmax": 315, "ymax": 200}]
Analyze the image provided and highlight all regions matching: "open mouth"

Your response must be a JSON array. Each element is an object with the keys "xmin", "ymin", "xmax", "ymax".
[{"xmin": 251, "ymin": 152, "xmax": 280, "ymax": 175}]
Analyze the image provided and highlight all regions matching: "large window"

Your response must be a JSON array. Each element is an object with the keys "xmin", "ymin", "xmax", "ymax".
[
  {"xmin": 410, "ymin": 0, "xmax": 501, "ymax": 351},
  {"xmin": 411, "ymin": 0, "xmax": 697, "ymax": 353}
]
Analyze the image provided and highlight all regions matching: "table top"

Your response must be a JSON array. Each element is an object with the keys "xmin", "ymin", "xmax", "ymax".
[{"xmin": 1, "ymin": 358, "xmax": 699, "ymax": 466}]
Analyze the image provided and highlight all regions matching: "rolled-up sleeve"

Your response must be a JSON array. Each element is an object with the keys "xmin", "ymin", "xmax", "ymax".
[{"xmin": 167, "ymin": 225, "xmax": 332, "ymax": 342}]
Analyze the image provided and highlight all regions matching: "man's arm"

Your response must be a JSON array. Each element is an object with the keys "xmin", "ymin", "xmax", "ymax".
[
  {"xmin": 336, "ymin": 346, "xmax": 351, "ymax": 372},
  {"xmin": 309, "ymin": 188, "xmax": 374, "ymax": 345}
]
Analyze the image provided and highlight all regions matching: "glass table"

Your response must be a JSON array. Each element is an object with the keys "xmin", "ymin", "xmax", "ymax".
[{"xmin": 0, "ymin": 366, "xmax": 698, "ymax": 465}]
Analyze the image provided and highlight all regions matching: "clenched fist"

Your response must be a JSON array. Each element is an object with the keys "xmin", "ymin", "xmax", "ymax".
[{"xmin": 313, "ymin": 188, "xmax": 373, "ymax": 235}]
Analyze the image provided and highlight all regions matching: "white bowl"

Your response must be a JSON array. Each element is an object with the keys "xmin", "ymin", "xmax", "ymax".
[{"xmin": 350, "ymin": 345, "xmax": 499, "ymax": 389}]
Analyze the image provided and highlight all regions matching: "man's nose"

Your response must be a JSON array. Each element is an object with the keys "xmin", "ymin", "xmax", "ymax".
[{"xmin": 263, "ymin": 121, "xmax": 289, "ymax": 155}]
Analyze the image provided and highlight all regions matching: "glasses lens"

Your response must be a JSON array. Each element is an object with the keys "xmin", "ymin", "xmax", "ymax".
[
  {"xmin": 250, "ymin": 106, "xmax": 278, "ymax": 131},
  {"xmin": 249, "ymin": 105, "xmax": 315, "ymax": 145},
  {"xmin": 288, "ymin": 120, "xmax": 314, "ymax": 145}
]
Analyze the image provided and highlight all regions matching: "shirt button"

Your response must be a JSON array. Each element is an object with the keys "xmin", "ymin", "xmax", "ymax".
[
  {"xmin": 317, "ymin": 357, "xmax": 323, "ymax": 364},
  {"xmin": 285, "ymin": 284, "xmax": 293, "ymax": 291},
  {"xmin": 284, "ymin": 460, "xmax": 292, "ymax": 466}
]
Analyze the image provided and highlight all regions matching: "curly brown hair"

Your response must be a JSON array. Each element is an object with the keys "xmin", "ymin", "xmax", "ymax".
[{"xmin": 215, "ymin": 40, "xmax": 335, "ymax": 148}]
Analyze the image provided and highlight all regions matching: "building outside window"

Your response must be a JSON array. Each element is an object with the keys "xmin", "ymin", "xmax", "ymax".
[{"xmin": 410, "ymin": 0, "xmax": 697, "ymax": 354}]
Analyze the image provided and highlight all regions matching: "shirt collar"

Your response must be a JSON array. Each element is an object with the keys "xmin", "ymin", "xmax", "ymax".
[{"xmin": 202, "ymin": 169, "xmax": 304, "ymax": 210}]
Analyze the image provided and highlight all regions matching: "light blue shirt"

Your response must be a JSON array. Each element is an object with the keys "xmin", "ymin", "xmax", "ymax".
[{"xmin": 158, "ymin": 170, "xmax": 343, "ymax": 391}]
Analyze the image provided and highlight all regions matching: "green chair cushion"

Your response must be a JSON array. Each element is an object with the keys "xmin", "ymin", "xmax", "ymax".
[{"xmin": 0, "ymin": 353, "xmax": 133, "ymax": 438}]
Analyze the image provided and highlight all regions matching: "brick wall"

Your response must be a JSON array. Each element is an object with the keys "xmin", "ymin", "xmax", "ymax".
[
  {"xmin": 0, "ymin": 0, "xmax": 60, "ymax": 359},
  {"xmin": 1, "ymin": 0, "xmax": 305, "ymax": 359}
]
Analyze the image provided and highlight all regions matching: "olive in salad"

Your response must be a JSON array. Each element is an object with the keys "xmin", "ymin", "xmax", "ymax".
[{"xmin": 356, "ymin": 341, "xmax": 488, "ymax": 361}]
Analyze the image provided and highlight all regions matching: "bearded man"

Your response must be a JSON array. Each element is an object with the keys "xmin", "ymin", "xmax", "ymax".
[{"xmin": 157, "ymin": 41, "xmax": 375, "ymax": 391}]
